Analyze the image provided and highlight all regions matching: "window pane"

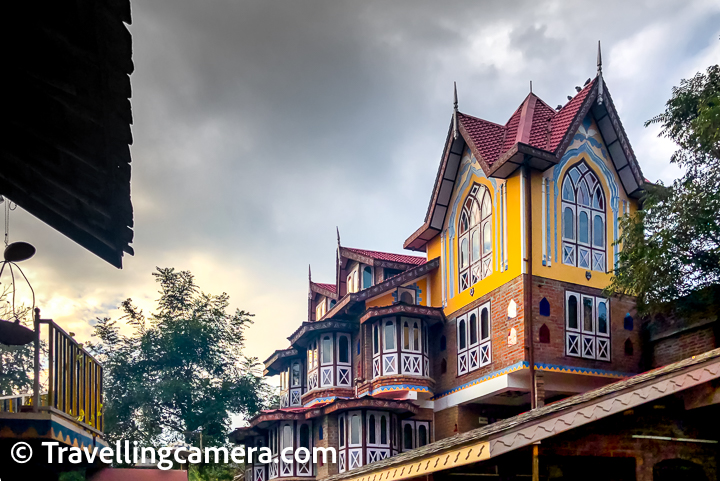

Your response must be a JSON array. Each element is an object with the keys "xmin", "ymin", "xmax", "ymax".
[
  {"xmin": 363, "ymin": 266, "xmax": 373, "ymax": 289},
  {"xmin": 460, "ymin": 237, "xmax": 469, "ymax": 268},
  {"xmin": 322, "ymin": 336, "xmax": 333, "ymax": 364},
  {"xmin": 598, "ymin": 301, "xmax": 608, "ymax": 334},
  {"xmin": 384, "ymin": 321, "xmax": 395, "ymax": 350},
  {"xmin": 403, "ymin": 321, "xmax": 410, "ymax": 349},
  {"xmin": 562, "ymin": 178, "xmax": 575, "ymax": 201},
  {"xmin": 413, "ymin": 322, "xmax": 420, "ymax": 351},
  {"xmin": 470, "ymin": 200, "xmax": 480, "ymax": 226},
  {"xmin": 300, "ymin": 424, "xmax": 310, "ymax": 449},
  {"xmin": 403, "ymin": 424, "xmax": 413, "ymax": 450},
  {"xmin": 593, "ymin": 187, "xmax": 604, "ymax": 210},
  {"xmin": 339, "ymin": 336, "xmax": 349, "ymax": 363},
  {"xmin": 418, "ymin": 425, "xmax": 427, "ymax": 447},
  {"xmin": 292, "ymin": 362, "xmax": 300, "ymax": 386},
  {"xmin": 283, "ymin": 425, "xmax": 293, "ymax": 449},
  {"xmin": 563, "ymin": 207, "xmax": 574, "ymax": 239},
  {"xmin": 369, "ymin": 415, "xmax": 376, "ymax": 444},
  {"xmin": 401, "ymin": 291, "xmax": 414, "ymax": 304},
  {"xmin": 373, "ymin": 324, "xmax": 379, "ymax": 354},
  {"xmin": 482, "ymin": 191, "xmax": 492, "ymax": 218},
  {"xmin": 339, "ymin": 417, "xmax": 345, "ymax": 446},
  {"xmin": 459, "ymin": 319, "xmax": 466, "ymax": 349},
  {"xmin": 583, "ymin": 297, "xmax": 593, "ymax": 332},
  {"xmin": 471, "ymin": 230, "xmax": 480, "ymax": 262},
  {"xmin": 483, "ymin": 222, "xmax": 492, "ymax": 254},
  {"xmin": 578, "ymin": 180, "xmax": 590, "ymax": 206},
  {"xmin": 481, "ymin": 307, "xmax": 489, "ymax": 340},
  {"xmin": 460, "ymin": 211, "xmax": 469, "ymax": 234},
  {"xmin": 469, "ymin": 314, "xmax": 478, "ymax": 345},
  {"xmin": 351, "ymin": 415, "xmax": 361, "ymax": 445},
  {"xmin": 593, "ymin": 215, "xmax": 604, "ymax": 247},
  {"xmin": 568, "ymin": 295, "xmax": 578, "ymax": 330},
  {"xmin": 380, "ymin": 416, "xmax": 387, "ymax": 445},
  {"xmin": 579, "ymin": 211, "xmax": 589, "ymax": 243}
]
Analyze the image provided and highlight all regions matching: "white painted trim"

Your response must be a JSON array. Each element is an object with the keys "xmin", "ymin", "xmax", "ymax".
[{"xmin": 433, "ymin": 373, "xmax": 513, "ymax": 411}]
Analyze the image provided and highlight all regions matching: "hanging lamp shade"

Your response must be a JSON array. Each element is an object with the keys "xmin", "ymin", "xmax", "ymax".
[
  {"xmin": 0, "ymin": 319, "xmax": 34, "ymax": 345},
  {"xmin": 4, "ymin": 242, "xmax": 36, "ymax": 263}
]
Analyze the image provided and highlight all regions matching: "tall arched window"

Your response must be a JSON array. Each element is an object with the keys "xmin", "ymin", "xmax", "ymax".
[
  {"xmin": 362, "ymin": 266, "xmax": 373, "ymax": 289},
  {"xmin": 561, "ymin": 161, "xmax": 606, "ymax": 271},
  {"xmin": 458, "ymin": 183, "xmax": 493, "ymax": 291}
]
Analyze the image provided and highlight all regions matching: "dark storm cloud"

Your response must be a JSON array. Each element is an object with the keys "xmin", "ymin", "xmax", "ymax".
[{"xmin": 8, "ymin": 0, "xmax": 720, "ymax": 361}]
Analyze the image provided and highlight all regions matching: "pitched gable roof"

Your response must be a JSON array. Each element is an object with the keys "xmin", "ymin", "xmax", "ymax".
[
  {"xmin": 343, "ymin": 247, "xmax": 425, "ymax": 266},
  {"xmin": 405, "ymin": 75, "xmax": 645, "ymax": 251}
]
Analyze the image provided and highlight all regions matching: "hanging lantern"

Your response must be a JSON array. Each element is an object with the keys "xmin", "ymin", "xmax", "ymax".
[{"xmin": 0, "ymin": 241, "xmax": 37, "ymax": 346}]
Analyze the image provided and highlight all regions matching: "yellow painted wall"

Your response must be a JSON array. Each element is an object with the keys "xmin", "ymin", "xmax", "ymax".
[
  {"xmin": 531, "ymin": 116, "xmax": 639, "ymax": 289},
  {"xmin": 422, "ymin": 116, "xmax": 641, "ymax": 315},
  {"xmin": 423, "ymin": 148, "xmax": 524, "ymax": 317},
  {"xmin": 365, "ymin": 277, "xmax": 429, "ymax": 309}
]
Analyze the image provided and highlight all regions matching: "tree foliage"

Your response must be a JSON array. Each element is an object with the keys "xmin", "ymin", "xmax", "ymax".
[
  {"xmin": 0, "ymin": 286, "xmax": 35, "ymax": 396},
  {"xmin": 609, "ymin": 64, "xmax": 720, "ymax": 315},
  {"xmin": 88, "ymin": 267, "xmax": 273, "ymax": 470}
]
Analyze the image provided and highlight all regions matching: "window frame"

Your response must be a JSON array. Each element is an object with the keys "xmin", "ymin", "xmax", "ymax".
[
  {"xmin": 565, "ymin": 290, "xmax": 610, "ymax": 361},
  {"xmin": 458, "ymin": 183, "xmax": 493, "ymax": 292},
  {"xmin": 561, "ymin": 162, "xmax": 607, "ymax": 272}
]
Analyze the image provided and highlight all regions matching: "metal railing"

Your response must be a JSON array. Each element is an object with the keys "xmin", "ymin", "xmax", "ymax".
[{"xmin": 0, "ymin": 310, "xmax": 103, "ymax": 432}]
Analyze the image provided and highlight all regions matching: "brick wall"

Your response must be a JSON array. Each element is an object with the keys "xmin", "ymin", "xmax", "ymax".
[
  {"xmin": 652, "ymin": 326, "xmax": 716, "ymax": 368},
  {"xmin": 432, "ymin": 275, "xmax": 526, "ymax": 397},
  {"xmin": 531, "ymin": 276, "xmax": 642, "ymax": 375},
  {"xmin": 315, "ymin": 414, "xmax": 339, "ymax": 478}
]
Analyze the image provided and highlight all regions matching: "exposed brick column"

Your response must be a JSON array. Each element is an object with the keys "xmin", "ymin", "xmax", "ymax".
[{"xmin": 534, "ymin": 372, "xmax": 545, "ymax": 408}]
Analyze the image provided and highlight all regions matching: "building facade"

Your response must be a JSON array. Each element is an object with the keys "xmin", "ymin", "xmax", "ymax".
[{"xmin": 231, "ymin": 66, "xmax": 715, "ymax": 481}]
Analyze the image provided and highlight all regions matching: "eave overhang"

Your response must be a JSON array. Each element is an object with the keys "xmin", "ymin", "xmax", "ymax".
[
  {"xmin": 359, "ymin": 304, "xmax": 445, "ymax": 326},
  {"xmin": 287, "ymin": 319, "xmax": 359, "ymax": 348},
  {"xmin": 263, "ymin": 348, "xmax": 301, "ymax": 376}
]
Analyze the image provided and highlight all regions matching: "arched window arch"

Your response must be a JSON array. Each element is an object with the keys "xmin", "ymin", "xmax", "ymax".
[
  {"xmin": 458, "ymin": 319, "xmax": 467, "ymax": 350},
  {"xmin": 338, "ymin": 335, "xmax": 349, "ymax": 364},
  {"xmin": 539, "ymin": 324, "xmax": 550, "ymax": 343},
  {"xmin": 561, "ymin": 161, "xmax": 606, "ymax": 272},
  {"xmin": 441, "ymin": 358, "xmax": 447, "ymax": 374},
  {"xmin": 362, "ymin": 266, "xmax": 373, "ymax": 289},
  {"xmin": 458, "ymin": 183, "xmax": 493, "ymax": 291}
]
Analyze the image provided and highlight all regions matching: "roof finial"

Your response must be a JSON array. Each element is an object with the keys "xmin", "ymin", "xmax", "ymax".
[
  {"xmin": 336, "ymin": 226, "xmax": 341, "ymax": 247},
  {"xmin": 308, "ymin": 264, "xmax": 312, "ymax": 281},
  {"xmin": 596, "ymin": 40, "xmax": 604, "ymax": 105},
  {"xmin": 453, "ymin": 82, "xmax": 459, "ymax": 140},
  {"xmin": 530, "ymin": 80, "xmax": 533, "ymax": 94}
]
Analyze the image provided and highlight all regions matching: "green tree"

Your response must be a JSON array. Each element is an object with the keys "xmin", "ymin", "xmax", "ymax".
[
  {"xmin": 0, "ymin": 286, "xmax": 35, "ymax": 397},
  {"xmin": 608, "ymin": 64, "xmax": 720, "ymax": 315},
  {"xmin": 89, "ymin": 267, "xmax": 273, "ymax": 477}
]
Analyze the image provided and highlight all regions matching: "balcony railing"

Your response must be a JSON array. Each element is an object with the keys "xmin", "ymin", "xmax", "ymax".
[{"xmin": 0, "ymin": 312, "xmax": 103, "ymax": 432}]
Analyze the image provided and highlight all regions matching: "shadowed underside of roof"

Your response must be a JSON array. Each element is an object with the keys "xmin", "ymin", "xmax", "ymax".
[{"xmin": 2, "ymin": 1, "xmax": 134, "ymax": 268}]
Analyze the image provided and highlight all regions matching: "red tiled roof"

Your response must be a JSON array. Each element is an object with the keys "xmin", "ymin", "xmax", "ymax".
[
  {"xmin": 458, "ymin": 78, "xmax": 597, "ymax": 165},
  {"xmin": 313, "ymin": 282, "xmax": 337, "ymax": 293},
  {"xmin": 345, "ymin": 247, "xmax": 425, "ymax": 265},
  {"xmin": 547, "ymin": 78, "xmax": 596, "ymax": 151}
]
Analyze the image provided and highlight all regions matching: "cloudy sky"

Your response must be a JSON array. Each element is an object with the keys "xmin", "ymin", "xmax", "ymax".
[{"xmin": 7, "ymin": 0, "xmax": 720, "ymax": 375}]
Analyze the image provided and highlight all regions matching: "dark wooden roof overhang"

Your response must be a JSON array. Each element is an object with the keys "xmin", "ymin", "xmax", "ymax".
[
  {"xmin": 232, "ymin": 398, "xmax": 418, "ymax": 443},
  {"xmin": 324, "ymin": 348, "xmax": 720, "ymax": 481},
  {"xmin": 310, "ymin": 282, "xmax": 338, "ymax": 300},
  {"xmin": 287, "ymin": 319, "xmax": 359, "ymax": 348},
  {"xmin": 263, "ymin": 348, "xmax": 301, "ymax": 376},
  {"xmin": 3, "ymin": 0, "xmax": 134, "ymax": 268},
  {"xmin": 359, "ymin": 304, "xmax": 446, "ymax": 327},
  {"xmin": 404, "ymin": 123, "xmax": 464, "ymax": 251}
]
